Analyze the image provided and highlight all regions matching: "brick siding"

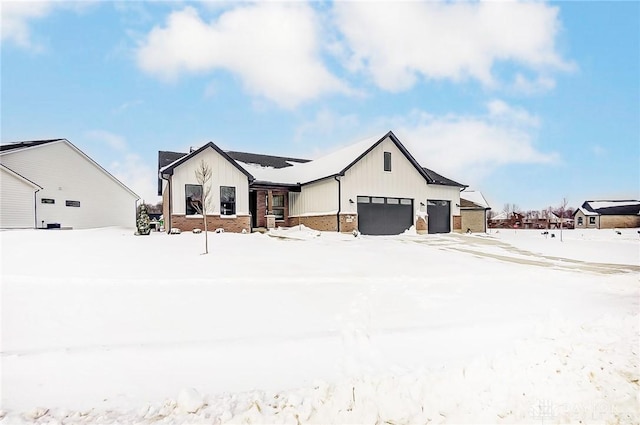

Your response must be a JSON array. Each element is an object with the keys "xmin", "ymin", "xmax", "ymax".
[
  {"xmin": 460, "ymin": 209, "xmax": 486, "ymax": 233},
  {"xmin": 599, "ymin": 215, "xmax": 640, "ymax": 229},
  {"xmin": 171, "ymin": 214, "xmax": 251, "ymax": 233},
  {"xmin": 453, "ymin": 215, "xmax": 462, "ymax": 231}
]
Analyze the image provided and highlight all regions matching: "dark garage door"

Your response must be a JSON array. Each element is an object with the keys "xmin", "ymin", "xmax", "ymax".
[
  {"xmin": 357, "ymin": 196, "xmax": 413, "ymax": 235},
  {"xmin": 427, "ymin": 200, "xmax": 450, "ymax": 234}
]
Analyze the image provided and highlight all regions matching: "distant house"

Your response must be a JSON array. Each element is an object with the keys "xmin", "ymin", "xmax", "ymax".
[
  {"xmin": 0, "ymin": 139, "xmax": 139, "ymax": 229},
  {"xmin": 459, "ymin": 191, "xmax": 491, "ymax": 233},
  {"xmin": 573, "ymin": 200, "xmax": 640, "ymax": 229},
  {"xmin": 158, "ymin": 131, "xmax": 466, "ymax": 235},
  {"xmin": 488, "ymin": 211, "xmax": 524, "ymax": 229}
]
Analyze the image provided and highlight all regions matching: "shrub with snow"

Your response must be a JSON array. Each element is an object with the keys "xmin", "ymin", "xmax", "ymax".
[{"xmin": 136, "ymin": 204, "xmax": 151, "ymax": 235}]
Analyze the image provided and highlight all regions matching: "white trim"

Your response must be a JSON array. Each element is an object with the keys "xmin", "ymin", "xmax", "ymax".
[
  {"xmin": 1, "ymin": 139, "xmax": 139, "ymax": 199},
  {"xmin": 0, "ymin": 163, "xmax": 42, "ymax": 189}
]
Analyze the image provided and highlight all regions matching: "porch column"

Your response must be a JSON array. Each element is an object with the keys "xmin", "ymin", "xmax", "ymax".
[
  {"xmin": 267, "ymin": 190, "xmax": 273, "ymax": 215},
  {"xmin": 266, "ymin": 189, "xmax": 276, "ymax": 229}
]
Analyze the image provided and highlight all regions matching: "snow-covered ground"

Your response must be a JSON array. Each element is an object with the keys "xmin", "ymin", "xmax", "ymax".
[{"xmin": 1, "ymin": 226, "xmax": 638, "ymax": 424}]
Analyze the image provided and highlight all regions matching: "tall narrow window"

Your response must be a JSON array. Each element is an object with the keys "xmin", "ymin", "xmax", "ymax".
[
  {"xmin": 384, "ymin": 151, "xmax": 392, "ymax": 172},
  {"xmin": 185, "ymin": 184, "xmax": 202, "ymax": 215},
  {"xmin": 221, "ymin": 186, "xmax": 236, "ymax": 215},
  {"xmin": 272, "ymin": 194, "xmax": 285, "ymax": 220}
]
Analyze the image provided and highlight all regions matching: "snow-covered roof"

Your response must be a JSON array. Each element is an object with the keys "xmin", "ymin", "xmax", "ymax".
[
  {"xmin": 235, "ymin": 132, "xmax": 432, "ymax": 185},
  {"xmin": 576, "ymin": 207, "xmax": 598, "ymax": 216},
  {"xmin": 580, "ymin": 200, "xmax": 640, "ymax": 216},
  {"xmin": 587, "ymin": 201, "xmax": 640, "ymax": 210},
  {"xmin": 159, "ymin": 131, "xmax": 463, "ymax": 188},
  {"xmin": 461, "ymin": 190, "xmax": 490, "ymax": 209},
  {"xmin": 490, "ymin": 212, "xmax": 508, "ymax": 220},
  {"xmin": 253, "ymin": 134, "xmax": 384, "ymax": 185}
]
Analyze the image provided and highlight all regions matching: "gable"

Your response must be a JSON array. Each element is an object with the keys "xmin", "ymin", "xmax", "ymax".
[
  {"xmin": 160, "ymin": 142, "xmax": 254, "ymax": 181},
  {"xmin": 0, "ymin": 164, "xmax": 42, "ymax": 189},
  {"xmin": 166, "ymin": 146, "xmax": 252, "ymax": 216},
  {"xmin": 1, "ymin": 139, "xmax": 139, "ymax": 199}
]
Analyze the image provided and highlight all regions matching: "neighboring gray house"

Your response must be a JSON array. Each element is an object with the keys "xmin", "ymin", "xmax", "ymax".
[
  {"xmin": 159, "ymin": 131, "xmax": 466, "ymax": 235},
  {"xmin": 573, "ymin": 200, "xmax": 640, "ymax": 229},
  {"xmin": 0, "ymin": 139, "xmax": 140, "ymax": 229}
]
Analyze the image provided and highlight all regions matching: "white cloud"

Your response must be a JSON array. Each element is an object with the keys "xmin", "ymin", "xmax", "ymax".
[
  {"xmin": 136, "ymin": 4, "xmax": 348, "ymax": 108},
  {"xmin": 512, "ymin": 73, "xmax": 557, "ymax": 94},
  {"xmin": 294, "ymin": 108, "xmax": 359, "ymax": 144},
  {"xmin": 85, "ymin": 130, "xmax": 158, "ymax": 202},
  {"xmin": 386, "ymin": 102, "xmax": 559, "ymax": 185},
  {"xmin": 333, "ymin": 1, "xmax": 572, "ymax": 91},
  {"xmin": 487, "ymin": 99, "xmax": 540, "ymax": 127},
  {"xmin": 1, "ymin": 1, "xmax": 54, "ymax": 49},
  {"xmin": 1, "ymin": 0, "xmax": 95, "ymax": 49},
  {"xmin": 110, "ymin": 153, "xmax": 158, "ymax": 203},
  {"xmin": 86, "ymin": 130, "xmax": 127, "ymax": 152}
]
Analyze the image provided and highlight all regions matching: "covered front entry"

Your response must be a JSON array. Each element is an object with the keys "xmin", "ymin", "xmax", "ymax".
[
  {"xmin": 357, "ymin": 196, "xmax": 413, "ymax": 235},
  {"xmin": 427, "ymin": 200, "xmax": 451, "ymax": 234}
]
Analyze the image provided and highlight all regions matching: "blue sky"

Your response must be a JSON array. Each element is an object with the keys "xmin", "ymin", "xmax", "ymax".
[{"xmin": 2, "ymin": 1, "xmax": 638, "ymax": 210}]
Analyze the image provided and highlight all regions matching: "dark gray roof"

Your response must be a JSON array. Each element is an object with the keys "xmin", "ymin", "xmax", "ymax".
[
  {"xmin": 0, "ymin": 139, "xmax": 64, "ymax": 152},
  {"xmin": 422, "ymin": 167, "xmax": 466, "ymax": 188},
  {"xmin": 226, "ymin": 151, "xmax": 310, "ymax": 168},
  {"xmin": 158, "ymin": 151, "xmax": 187, "ymax": 195},
  {"xmin": 581, "ymin": 200, "xmax": 640, "ymax": 216},
  {"xmin": 157, "ymin": 149, "xmax": 310, "ymax": 195}
]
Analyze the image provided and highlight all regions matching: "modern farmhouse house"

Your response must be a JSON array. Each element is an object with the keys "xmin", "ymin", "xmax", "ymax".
[
  {"xmin": 573, "ymin": 200, "xmax": 640, "ymax": 229},
  {"xmin": 159, "ymin": 131, "xmax": 466, "ymax": 235},
  {"xmin": 0, "ymin": 139, "xmax": 139, "ymax": 229}
]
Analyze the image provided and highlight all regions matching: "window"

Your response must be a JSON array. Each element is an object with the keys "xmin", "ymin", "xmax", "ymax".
[
  {"xmin": 384, "ymin": 151, "xmax": 392, "ymax": 172},
  {"xmin": 65, "ymin": 200, "xmax": 80, "ymax": 207},
  {"xmin": 185, "ymin": 184, "xmax": 202, "ymax": 215},
  {"xmin": 221, "ymin": 186, "xmax": 236, "ymax": 215},
  {"xmin": 372, "ymin": 197, "xmax": 385, "ymax": 204},
  {"xmin": 357, "ymin": 196, "xmax": 370, "ymax": 203},
  {"xmin": 386, "ymin": 198, "xmax": 399, "ymax": 204},
  {"xmin": 41, "ymin": 198, "xmax": 55, "ymax": 204},
  {"xmin": 400, "ymin": 199, "xmax": 412, "ymax": 205},
  {"xmin": 589, "ymin": 216, "xmax": 596, "ymax": 225},
  {"xmin": 272, "ymin": 194, "xmax": 285, "ymax": 220},
  {"xmin": 577, "ymin": 216, "xmax": 583, "ymax": 226}
]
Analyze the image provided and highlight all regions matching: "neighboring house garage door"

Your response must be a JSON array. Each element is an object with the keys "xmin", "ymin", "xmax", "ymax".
[
  {"xmin": 427, "ymin": 200, "xmax": 450, "ymax": 234},
  {"xmin": 357, "ymin": 196, "xmax": 413, "ymax": 235}
]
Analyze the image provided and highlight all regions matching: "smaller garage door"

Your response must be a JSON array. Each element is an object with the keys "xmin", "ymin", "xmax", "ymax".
[
  {"xmin": 357, "ymin": 196, "xmax": 413, "ymax": 235},
  {"xmin": 427, "ymin": 200, "xmax": 450, "ymax": 234}
]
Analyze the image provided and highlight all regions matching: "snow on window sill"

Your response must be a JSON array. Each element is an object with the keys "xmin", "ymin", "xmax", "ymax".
[
  {"xmin": 185, "ymin": 214, "xmax": 203, "ymax": 218},
  {"xmin": 220, "ymin": 214, "xmax": 237, "ymax": 219}
]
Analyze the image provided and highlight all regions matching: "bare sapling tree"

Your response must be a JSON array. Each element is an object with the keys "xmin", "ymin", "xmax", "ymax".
[
  {"xmin": 194, "ymin": 159, "xmax": 213, "ymax": 254},
  {"xmin": 558, "ymin": 197, "xmax": 568, "ymax": 242}
]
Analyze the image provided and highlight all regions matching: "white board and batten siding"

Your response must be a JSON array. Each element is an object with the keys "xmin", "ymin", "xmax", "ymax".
[
  {"xmin": 288, "ymin": 178, "xmax": 338, "ymax": 217},
  {"xmin": 288, "ymin": 135, "xmax": 461, "ymax": 223},
  {"xmin": 170, "ymin": 148, "xmax": 250, "ymax": 215},
  {"xmin": 0, "ymin": 141, "xmax": 139, "ymax": 229},
  {"xmin": 427, "ymin": 184, "xmax": 461, "ymax": 216},
  {"xmin": 0, "ymin": 166, "xmax": 40, "ymax": 228},
  {"xmin": 340, "ymin": 136, "xmax": 430, "ymax": 216}
]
